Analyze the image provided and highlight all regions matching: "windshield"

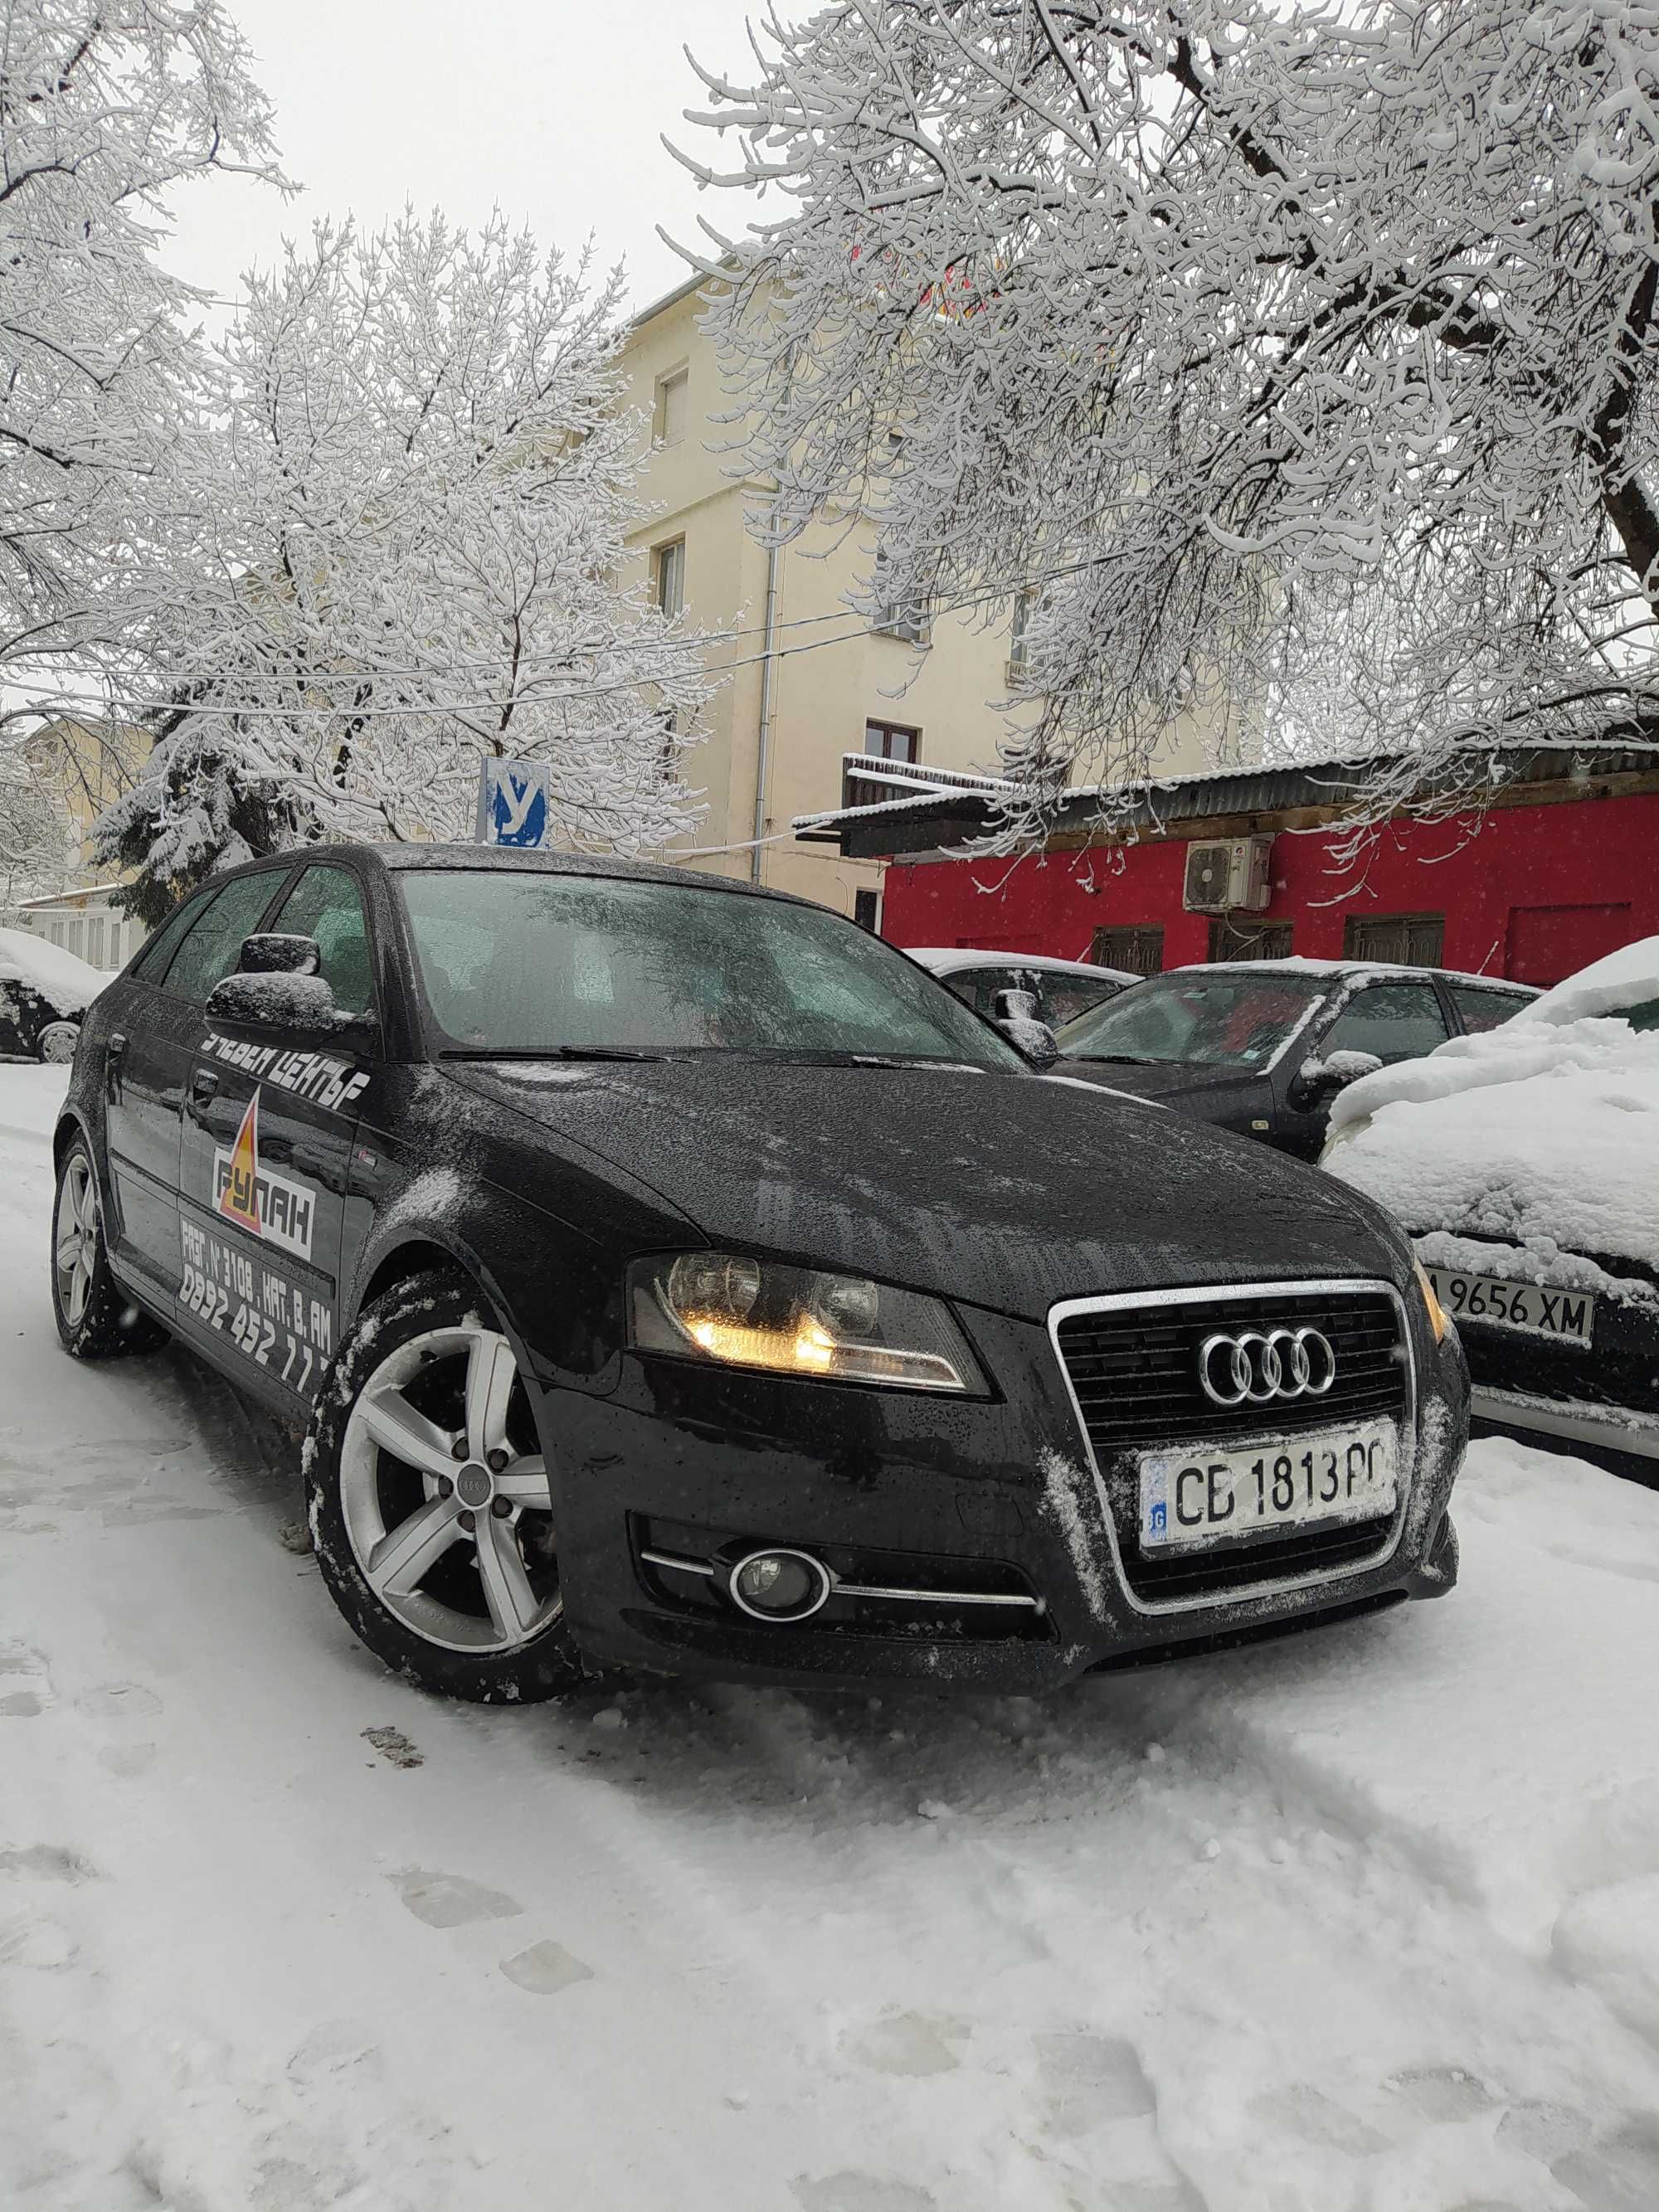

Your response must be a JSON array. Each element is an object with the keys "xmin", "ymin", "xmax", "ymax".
[
  {"xmin": 1056, "ymin": 970, "xmax": 1326, "ymax": 1067},
  {"xmin": 398, "ymin": 869, "xmax": 1028, "ymax": 1069}
]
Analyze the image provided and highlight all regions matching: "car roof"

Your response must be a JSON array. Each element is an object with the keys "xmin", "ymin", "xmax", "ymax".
[
  {"xmin": 1169, "ymin": 958, "xmax": 1539, "ymax": 993},
  {"xmin": 905, "ymin": 946, "xmax": 1126, "ymax": 980},
  {"xmin": 197, "ymin": 841, "xmax": 818, "ymax": 910}
]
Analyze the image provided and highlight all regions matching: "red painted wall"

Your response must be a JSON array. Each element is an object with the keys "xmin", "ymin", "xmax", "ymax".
[{"xmin": 880, "ymin": 790, "xmax": 1659, "ymax": 984}]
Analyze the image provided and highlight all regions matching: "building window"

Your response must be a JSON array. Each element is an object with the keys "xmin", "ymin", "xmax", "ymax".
[
  {"xmin": 870, "ymin": 548, "xmax": 930, "ymax": 644},
  {"xmin": 1091, "ymin": 924, "xmax": 1165, "ymax": 976},
  {"xmin": 653, "ymin": 367, "xmax": 688, "ymax": 449},
  {"xmin": 1008, "ymin": 588, "xmax": 1037, "ymax": 679},
  {"xmin": 854, "ymin": 888, "xmax": 880, "ymax": 933},
  {"xmin": 1209, "ymin": 917, "xmax": 1293, "ymax": 962},
  {"xmin": 1342, "ymin": 912, "xmax": 1445, "ymax": 967},
  {"xmin": 864, "ymin": 719, "xmax": 920, "ymax": 765},
  {"xmin": 654, "ymin": 538, "xmax": 684, "ymax": 620}
]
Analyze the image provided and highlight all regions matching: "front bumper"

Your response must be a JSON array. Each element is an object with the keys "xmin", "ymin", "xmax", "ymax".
[{"xmin": 536, "ymin": 1294, "xmax": 1469, "ymax": 1693}]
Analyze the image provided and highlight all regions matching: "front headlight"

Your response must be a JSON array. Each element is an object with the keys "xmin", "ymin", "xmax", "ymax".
[
  {"xmin": 627, "ymin": 1251, "xmax": 989, "ymax": 1394},
  {"xmin": 1413, "ymin": 1257, "xmax": 1451, "ymax": 1344}
]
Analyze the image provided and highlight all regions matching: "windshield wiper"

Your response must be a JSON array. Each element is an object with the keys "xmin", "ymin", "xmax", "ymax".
[
  {"xmin": 440, "ymin": 1045, "xmax": 666, "ymax": 1062},
  {"xmin": 1072, "ymin": 1052, "xmax": 1160, "ymax": 1065}
]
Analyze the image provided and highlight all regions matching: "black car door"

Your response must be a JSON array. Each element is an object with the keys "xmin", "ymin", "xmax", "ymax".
[
  {"xmin": 177, "ymin": 861, "xmax": 380, "ymax": 1410},
  {"xmin": 1279, "ymin": 979, "xmax": 1452, "ymax": 1159},
  {"xmin": 102, "ymin": 875, "xmax": 283, "ymax": 1301}
]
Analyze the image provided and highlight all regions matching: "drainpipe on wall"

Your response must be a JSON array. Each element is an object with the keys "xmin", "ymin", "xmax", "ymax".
[{"xmin": 752, "ymin": 502, "xmax": 782, "ymax": 887}]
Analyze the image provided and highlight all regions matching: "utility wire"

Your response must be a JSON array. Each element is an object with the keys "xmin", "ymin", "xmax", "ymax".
[{"xmin": 8, "ymin": 550, "xmax": 1102, "ymax": 722}]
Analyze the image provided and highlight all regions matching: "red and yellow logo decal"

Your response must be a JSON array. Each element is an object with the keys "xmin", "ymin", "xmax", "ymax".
[{"xmin": 217, "ymin": 1092, "xmax": 264, "ymax": 1232}]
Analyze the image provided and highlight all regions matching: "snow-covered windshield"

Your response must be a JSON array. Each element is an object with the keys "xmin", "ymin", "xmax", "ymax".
[
  {"xmin": 0, "ymin": 925, "xmax": 106, "ymax": 1013},
  {"xmin": 1055, "ymin": 970, "xmax": 1325, "ymax": 1067},
  {"xmin": 399, "ymin": 871, "xmax": 1027, "ymax": 1067}
]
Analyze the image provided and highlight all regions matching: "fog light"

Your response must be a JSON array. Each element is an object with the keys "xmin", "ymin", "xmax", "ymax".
[{"xmin": 728, "ymin": 1548, "xmax": 831, "ymax": 1623}]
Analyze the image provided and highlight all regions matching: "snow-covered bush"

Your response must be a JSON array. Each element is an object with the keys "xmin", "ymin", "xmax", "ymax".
[{"xmin": 682, "ymin": 2, "xmax": 1659, "ymax": 839}]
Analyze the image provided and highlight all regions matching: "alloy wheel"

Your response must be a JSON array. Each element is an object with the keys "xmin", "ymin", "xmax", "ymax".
[
  {"xmin": 37, "ymin": 1021, "xmax": 79, "ymax": 1064},
  {"xmin": 338, "ymin": 1324, "xmax": 558, "ymax": 1654},
  {"xmin": 55, "ymin": 1152, "xmax": 100, "ymax": 1328}
]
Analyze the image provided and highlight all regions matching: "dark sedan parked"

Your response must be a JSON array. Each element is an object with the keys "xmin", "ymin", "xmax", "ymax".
[
  {"xmin": 1054, "ymin": 960, "xmax": 1537, "ymax": 1157},
  {"xmin": 51, "ymin": 848, "xmax": 1467, "ymax": 1703}
]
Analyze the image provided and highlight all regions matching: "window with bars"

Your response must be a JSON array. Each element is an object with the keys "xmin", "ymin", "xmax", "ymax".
[
  {"xmin": 1342, "ymin": 912, "xmax": 1445, "ymax": 967},
  {"xmin": 1209, "ymin": 918, "xmax": 1294, "ymax": 962},
  {"xmin": 1090, "ymin": 924, "xmax": 1165, "ymax": 976}
]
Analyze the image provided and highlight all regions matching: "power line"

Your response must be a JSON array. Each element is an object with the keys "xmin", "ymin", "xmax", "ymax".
[{"xmin": 7, "ymin": 549, "xmax": 1104, "ymax": 724}]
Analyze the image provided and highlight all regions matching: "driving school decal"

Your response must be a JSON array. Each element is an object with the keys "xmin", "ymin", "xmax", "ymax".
[
  {"xmin": 202, "ymin": 1031, "xmax": 370, "ymax": 1116},
  {"xmin": 215, "ymin": 1091, "xmax": 314, "ymax": 1260}
]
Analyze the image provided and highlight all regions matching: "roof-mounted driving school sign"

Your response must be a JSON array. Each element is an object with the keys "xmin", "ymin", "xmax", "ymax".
[{"xmin": 475, "ymin": 756, "xmax": 551, "ymax": 849}]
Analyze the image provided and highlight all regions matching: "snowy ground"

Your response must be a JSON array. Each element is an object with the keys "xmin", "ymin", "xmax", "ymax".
[{"xmin": 3, "ymin": 1062, "xmax": 1659, "ymax": 2212}]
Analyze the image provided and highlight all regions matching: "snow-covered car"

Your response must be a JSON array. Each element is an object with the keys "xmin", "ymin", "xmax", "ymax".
[
  {"xmin": 0, "ymin": 924, "xmax": 108, "ymax": 1062},
  {"xmin": 1054, "ymin": 959, "xmax": 1539, "ymax": 1158},
  {"xmin": 904, "ymin": 946, "xmax": 1134, "ymax": 1027},
  {"xmin": 50, "ymin": 845, "xmax": 1467, "ymax": 1704},
  {"xmin": 1322, "ymin": 938, "xmax": 1659, "ymax": 1471}
]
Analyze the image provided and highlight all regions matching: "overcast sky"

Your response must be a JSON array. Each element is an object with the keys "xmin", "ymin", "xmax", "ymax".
[{"xmin": 164, "ymin": 0, "xmax": 769, "ymax": 316}]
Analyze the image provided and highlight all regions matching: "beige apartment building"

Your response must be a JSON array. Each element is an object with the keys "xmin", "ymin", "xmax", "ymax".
[{"xmin": 620, "ymin": 275, "xmax": 1227, "ymax": 922}]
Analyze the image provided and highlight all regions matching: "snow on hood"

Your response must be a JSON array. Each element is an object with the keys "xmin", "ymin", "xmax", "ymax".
[
  {"xmin": 1325, "ymin": 1004, "xmax": 1659, "ymax": 1276},
  {"xmin": 0, "ymin": 925, "xmax": 107, "ymax": 1014}
]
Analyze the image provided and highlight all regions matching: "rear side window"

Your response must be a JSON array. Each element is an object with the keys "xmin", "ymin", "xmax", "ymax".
[
  {"xmin": 1045, "ymin": 976, "xmax": 1120, "ymax": 1025},
  {"xmin": 1321, "ymin": 982, "xmax": 1449, "ymax": 1065},
  {"xmin": 1450, "ymin": 984, "xmax": 1532, "ymax": 1034},
  {"xmin": 130, "ymin": 889, "xmax": 216, "ymax": 984},
  {"xmin": 268, "ymin": 864, "xmax": 375, "ymax": 1018},
  {"xmin": 162, "ymin": 873, "xmax": 286, "ymax": 1004}
]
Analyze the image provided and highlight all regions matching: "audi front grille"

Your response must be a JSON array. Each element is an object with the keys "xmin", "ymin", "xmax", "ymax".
[{"xmin": 1050, "ymin": 1281, "xmax": 1412, "ymax": 1609}]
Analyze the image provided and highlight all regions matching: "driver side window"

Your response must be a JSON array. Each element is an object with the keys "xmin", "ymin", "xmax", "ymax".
[
  {"xmin": 1320, "ymin": 982, "xmax": 1449, "ymax": 1066},
  {"xmin": 267, "ymin": 864, "xmax": 375, "ymax": 1019}
]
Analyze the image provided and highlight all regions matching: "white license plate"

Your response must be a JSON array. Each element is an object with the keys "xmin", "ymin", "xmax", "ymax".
[
  {"xmin": 1138, "ymin": 1420, "xmax": 1399, "ymax": 1551},
  {"xmin": 1425, "ymin": 1267, "xmax": 1595, "ymax": 1347}
]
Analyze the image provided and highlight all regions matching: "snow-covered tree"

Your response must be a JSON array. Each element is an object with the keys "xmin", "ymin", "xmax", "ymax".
[
  {"xmin": 680, "ymin": 1, "xmax": 1659, "ymax": 838},
  {"xmin": 100, "ymin": 214, "xmax": 714, "ymax": 916},
  {"xmin": 0, "ymin": 1, "xmax": 280, "ymax": 710}
]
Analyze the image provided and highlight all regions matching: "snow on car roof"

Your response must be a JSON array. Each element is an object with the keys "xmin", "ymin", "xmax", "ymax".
[
  {"xmin": 1184, "ymin": 957, "xmax": 1530, "ymax": 988},
  {"xmin": 0, "ymin": 925, "xmax": 106, "ymax": 1012},
  {"xmin": 905, "ymin": 947, "xmax": 1127, "ymax": 979}
]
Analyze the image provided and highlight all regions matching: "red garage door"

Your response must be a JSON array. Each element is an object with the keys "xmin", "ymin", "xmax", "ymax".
[{"xmin": 1506, "ymin": 903, "xmax": 1633, "ymax": 988}]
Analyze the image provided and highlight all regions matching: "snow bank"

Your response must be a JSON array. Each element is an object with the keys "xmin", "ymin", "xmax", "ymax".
[{"xmin": 0, "ymin": 925, "xmax": 107, "ymax": 1014}]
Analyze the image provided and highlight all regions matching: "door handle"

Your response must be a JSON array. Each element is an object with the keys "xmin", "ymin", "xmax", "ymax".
[{"xmin": 190, "ymin": 1067, "xmax": 219, "ymax": 1109}]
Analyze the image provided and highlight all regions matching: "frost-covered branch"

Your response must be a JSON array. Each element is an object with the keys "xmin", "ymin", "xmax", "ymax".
[{"xmin": 679, "ymin": 0, "xmax": 1659, "ymax": 840}]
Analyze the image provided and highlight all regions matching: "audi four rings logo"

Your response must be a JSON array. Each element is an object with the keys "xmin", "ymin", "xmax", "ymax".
[{"xmin": 1197, "ymin": 1326, "xmax": 1337, "ymax": 1406}]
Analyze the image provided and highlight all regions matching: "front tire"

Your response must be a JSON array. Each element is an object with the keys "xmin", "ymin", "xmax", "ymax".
[
  {"xmin": 51, "ymin": 1140, "xmax": 169, "ymax": 1359},
  {"xmin": 304, "ymin": 1269, "xmax": 584, "ymax": 1704}
]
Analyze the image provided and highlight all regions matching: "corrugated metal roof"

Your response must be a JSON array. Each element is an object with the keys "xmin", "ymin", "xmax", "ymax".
[{"xmin": 797, "ymin": 742, "xmax": 1659, "ymax": 858}]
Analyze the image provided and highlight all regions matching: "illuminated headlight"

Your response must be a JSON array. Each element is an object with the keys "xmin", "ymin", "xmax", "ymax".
[
  {"xmin": 1413, "ymin": 1258, "xmax": 1452, "ymax": 1345},
  {"xmin": 628, "ymin": 1252, "xmax": 988, "ymax": 1394}
]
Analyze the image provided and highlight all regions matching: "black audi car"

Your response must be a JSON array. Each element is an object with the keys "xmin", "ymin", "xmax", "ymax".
[
  {"xmin": 1054, "ymin": 960, "xmax": 1537, "ymax": 1157},
  {"xmin": 50, "ymin": 846, "xmax": 1467, "ymax": 1703}
]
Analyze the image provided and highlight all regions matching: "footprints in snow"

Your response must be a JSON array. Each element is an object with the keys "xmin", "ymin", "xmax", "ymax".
[
  {"xmin": 391, "ymin": 1866, "xmax": 595, "ymax": 1997},
  {"xmin": 0, "ymin": 1835, "xmax": 97, "ymax": 1976}
]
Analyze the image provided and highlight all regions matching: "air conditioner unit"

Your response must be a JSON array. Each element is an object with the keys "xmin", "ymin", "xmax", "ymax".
[{"xmin": 1182, "ymin": 834, "xmax": 1274, "ymax": 914}]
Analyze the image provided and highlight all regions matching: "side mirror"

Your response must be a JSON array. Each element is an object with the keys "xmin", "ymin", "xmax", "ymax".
[
  {"xmin": 237, "ymin": 931, "xmax": 321, "ymax": 978},
  {"xmin": 1294, "ymin": 1048, "xmax": 1383, "ymax": 1105},
  {"xmin": 993, "ymin": 985, "xmax": 1060, "ymax": 1071},
  {"xmin": 207, "ymin": 968, "xmax": 357, "ymax": 1034}
]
